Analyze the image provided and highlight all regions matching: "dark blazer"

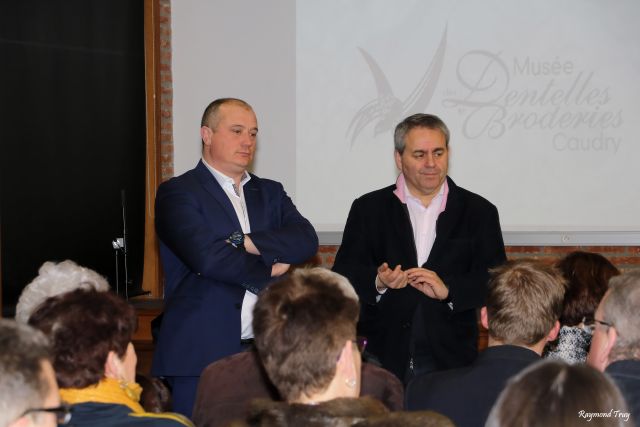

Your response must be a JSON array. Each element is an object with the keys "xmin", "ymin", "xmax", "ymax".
[
  {"xmin": 152, "ymin": 161, "xmax": 318, "ymax": 377},
  {"xmin": 405, "ymin": 345, "xmax": 541, "ymax": 427},
  {"xmin": 606, "ymin": 359, "xmax": 640, "ymax": 420},
  {"xmin": 333, "ymin": 177, "xmax": 506, "ymax": 379}
]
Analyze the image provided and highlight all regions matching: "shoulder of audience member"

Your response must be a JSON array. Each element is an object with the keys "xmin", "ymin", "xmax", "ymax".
[{"xmin": 129, "ymin": 411, "xmax": 194, "ymax": 426}]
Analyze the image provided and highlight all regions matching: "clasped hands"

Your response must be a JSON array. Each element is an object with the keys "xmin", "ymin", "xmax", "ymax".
[{"xmin": 377, "ymin": 262, "xmax": 449, "ymax": 301}]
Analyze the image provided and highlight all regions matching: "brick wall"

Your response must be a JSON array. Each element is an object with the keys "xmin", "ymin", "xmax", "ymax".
[
  {"xmin": 312, "ymin": 245, "xmax": 640, "ymax": 271},
  {"xmin": 159, "ymin": 0, "xmax": 173, "ymax": 182}
]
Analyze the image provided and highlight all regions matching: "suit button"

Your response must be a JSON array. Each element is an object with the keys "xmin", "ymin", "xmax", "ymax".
[
  {"xmin": 401, "ymin": 322, "xmax": 412, "ymax": 329},
  {"xmin": 234, "ymin": 303, "xmax": 242, "ymax": 310}
]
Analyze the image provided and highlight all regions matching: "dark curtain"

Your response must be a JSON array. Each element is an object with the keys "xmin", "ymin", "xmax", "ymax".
[{"xmin": 0, "ymin": 0, "xmax": 146, "ymax": 315}]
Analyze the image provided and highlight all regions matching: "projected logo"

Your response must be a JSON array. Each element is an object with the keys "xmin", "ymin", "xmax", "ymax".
[
  {"xmin": 346, "ymin": 26, "xmax": 448, "ymax": 145},
  {"xmin": 441, "ymin": 51, "xmax": 624, "ymax": 152}
]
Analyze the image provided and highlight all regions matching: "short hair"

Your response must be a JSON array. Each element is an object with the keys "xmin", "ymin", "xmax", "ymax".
[
  {"xmin": 252, "ymin": 268, "xmax": 359, "ymax": 402},
  {"xmin": 200, "ymin": 97, "xmax": 253, "ymax": 129},
  {"xmin": 486, "ymin": 259, "xmax": 566, "ymax": 346},
  {"xmin": 29, "ymin": 288, "xmax": 137, "ymax": 389},
  {"xmin": 16, "ymin": 259, "xmax": 110, "ymax": 324},
  {"xmin": 0, "ymin": 319, "xmax": 51, "ymax": 427},
  {"xmin": 600, "ymin": 270, "xmax": 640, "ymax": 361},
  {"xmin": 556, "ymin": 251, "xmax": 619, "ymax": 326},
  {"xmin": 393, "ymin": 113, "xmax": 450, "ymax": 153},
  {"xmin": 487, "ymin": 360, "xmax": 629, "ymax": 427}
]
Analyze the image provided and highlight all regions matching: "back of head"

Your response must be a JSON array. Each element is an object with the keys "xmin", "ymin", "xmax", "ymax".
[
  {"xmin": 556, "ymin": 251, "xmax": 620, "ymax": 326},
  {"xmin": 600, "ymin": 270, "xmax": 640, "ymax": 361},
  {"xmin": 252, "ymin": 268, "xmax": 359, "ymax": 402},
  {"xmin": 487, "ymin": 259, "xmax": 566, "ymax": 346},
  {"xmin": 0, "ymin": 319, "xmax": 52, "ymax": 427},
  {"xmin": 487, "ymin": 360, "xmax": 629, "ymax": 427},
  {"xmin": 16, "ymin": 260, "xmax": 110, "ymax": 324},
  {"xmin": 28, "ymin": 288, "xmax": 136, "ymax": 389}
]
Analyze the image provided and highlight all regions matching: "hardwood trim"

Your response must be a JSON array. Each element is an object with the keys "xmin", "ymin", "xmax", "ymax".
[{"xmin": 141, "ymin": 0, "xmax": 162, "ymax": 298}]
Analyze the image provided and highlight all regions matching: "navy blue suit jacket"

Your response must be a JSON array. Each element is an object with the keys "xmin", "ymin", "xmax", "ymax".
[
  {"xmin": 405, "ymin": 345, "xmax": 540, "ymax": 427},
  {"xmin": 607, "ymin": 360, "xmax": 640, "ymax": 421},
  {"xmin": 152, "ymin": 161, "xmax": 318, "ymax": 377}
]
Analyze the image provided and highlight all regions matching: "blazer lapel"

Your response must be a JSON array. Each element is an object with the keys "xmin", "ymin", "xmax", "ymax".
[
  {"xmin": 193, "ymin": 161, "xmax": 242, "ymax": 229},
  {"xmin": 243, "ymin": 176, "xmax": 266, "ymax": 230},
  {"xmin": 391, "ymin": 191, "xmax": 419, "ymax": 267},
  {"xmin": 426, "ymin": 177, "xmax": 463, "ymax": 267}
]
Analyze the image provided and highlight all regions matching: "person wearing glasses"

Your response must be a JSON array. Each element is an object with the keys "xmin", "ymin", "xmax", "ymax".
[
  {"xmin": 544, "ymin": 251, "xmax": 620, "ymax": 364},
  {"xmin": 406, "ymin": 259, "xmax": 567, "ymax": 427},
  {"xmin": 232, "ymin": 267, "xmax": 453, "ymax": 426},
  {"xmin": 0, "ymin": 319, "xmax": 70, "ymax": 427},
  {"xmin": 587, "ymin": 270, "xmax": 640, "ymax": 419},
  {"xmin": 28, "ymin": 289, "xmax": 193, "ymax": 426}
]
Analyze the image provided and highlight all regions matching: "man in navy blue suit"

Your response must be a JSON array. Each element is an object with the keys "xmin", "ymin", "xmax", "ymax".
[{"xmin": 152, "ymin": 98, "xmax": 318, "ymax": 416}]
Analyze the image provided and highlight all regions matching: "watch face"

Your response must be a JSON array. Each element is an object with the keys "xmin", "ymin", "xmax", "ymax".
[{"xmin": 230, "ymin": 231, "xmax": 244, "ymax": 247}]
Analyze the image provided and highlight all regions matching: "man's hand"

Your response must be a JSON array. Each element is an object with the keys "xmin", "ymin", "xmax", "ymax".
[
  {"xmin": 406, "ymin": 268, "xmax": 449, "ymax": 300},
  {"xmin": 271, "ymin": 262, "xmax": 290, "ymax": 277},
  {"xmin": 377, "ymin": 262, "xmax": 408, "ymax": 290}
]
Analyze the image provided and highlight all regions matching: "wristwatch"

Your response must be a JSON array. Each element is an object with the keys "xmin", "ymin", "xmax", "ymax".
[{"xmin": 228, "ymin": 231, "xmax": 245, "ymax": 249}]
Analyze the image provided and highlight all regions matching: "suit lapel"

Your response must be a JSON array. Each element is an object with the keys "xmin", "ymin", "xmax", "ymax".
[
  {"xmin": 390, "ymin": 189, "xmax": 419, "ymax": 266},
  {"xmin": 243, "ymin": 176, "xmax": 266, "ymax": 230},
  {"xmin": 426, "ymin": 177, "xmax": 463, "ymax": 267},
  {"xmin": 193, "ymin": 161, "xmax": 242, "ymax": 229}
]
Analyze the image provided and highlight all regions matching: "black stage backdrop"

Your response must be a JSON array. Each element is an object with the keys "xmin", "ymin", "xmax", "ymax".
[{"xmin": 0, "ymin": 0, "xmax": 146, "ymax": 316}]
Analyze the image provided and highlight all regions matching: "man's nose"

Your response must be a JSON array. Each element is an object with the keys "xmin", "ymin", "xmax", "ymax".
[{"xmin": 424, "ymin": 153, "xmax": 435, "ymax": 167}]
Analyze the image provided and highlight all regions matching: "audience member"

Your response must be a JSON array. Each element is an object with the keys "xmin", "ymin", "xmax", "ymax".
[
  {"xmin": 15, "ymin": 259, "xmax": 110, "ymax": 324},
  {"xmin": 0, "ymin": 319, "xmax": 68, "ymax": 427},
  {"xmin": 486, "ymin": 360, "xmax": 630, "ymax": 427},
  {"xmin": 587, "ymin": 270, "xmax": 640, "ymax": 420},
  {"xmin": 29, "ymin": 289, "xmax": 193, "ymax": 426},
  {"xmin": 545, "ymin": 251, "xmax": 620, "ymax": 364},
  {"xmin": 232, "ymin": 268, "xmax": 453, "ymax": 426},
  {"xmin": 136, "ymin": 374, "xmax": 173, "ymax": 413},
  {"xmin": 405, "ymin": 259, "xmax": 566, "ymax": 427}
]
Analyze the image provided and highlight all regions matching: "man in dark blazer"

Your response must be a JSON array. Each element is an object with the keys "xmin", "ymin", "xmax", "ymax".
[
  {"xmin": 333, "ymin": 113, "xmax": 506, "ymax": 382},
  {"xmin": 152, "ymin": 98, "xmax": 318, "ymax": 416},
  {"xmin": 587, "ymin": 270, "xmax": 640, "ymax": 419},
  {"xmin": 405, "ymin": 260, "xmax": 566, "ymax": 427}
]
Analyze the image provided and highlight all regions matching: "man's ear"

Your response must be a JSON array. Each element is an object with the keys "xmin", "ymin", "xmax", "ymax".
[
  {"xmin": 547, "ymin": 320, "xmax": 561, "ymax": 342},
  {"xmin": 337, "ymin": 341, "xmax": 353, "ymax": 372},
  {"xmin": 603, "ymin": 326, "xmax": 618, "ymax": 364},
  {"xmin": 480, "ymin": 306, "xmax": 489, "ymax": 330},
  {"xmin": 394, "ymin": 150, "xmax": 402, "ymax": 171},
  {"xmin": 200, "ymin": 126, "xmax": 212, "ymax": 146}
]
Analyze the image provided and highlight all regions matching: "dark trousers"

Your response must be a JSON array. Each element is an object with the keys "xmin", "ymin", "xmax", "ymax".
[{"xmin": 165, "ymin": 376, "xmax": 200, "ymax": 418}]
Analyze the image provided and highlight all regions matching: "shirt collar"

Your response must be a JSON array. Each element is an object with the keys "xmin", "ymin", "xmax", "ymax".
[
  {"xmin": 393, "ymin": 173, "xmax": 449, "ymax": 213},
  {"xmin": 202, "ymin": 158, "xmax": 251, "ymax": 189}
]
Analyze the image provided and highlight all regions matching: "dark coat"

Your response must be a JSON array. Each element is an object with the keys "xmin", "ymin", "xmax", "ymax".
[
  {"xmin": 405, "ymin": 345, "xmax": 541, "ymax": 427},
  {"xmin": 152, "ymin": 161, "xmax": 318, "ymax": 377},
  {"xmin": 606, "ymin": 359, "xmax": 640, "ymax": 420},
  {"xmin": 230, "ymin": 396, "xmax": 454, "ymax": 427},
  {"xmin": 64, "ymin": 402, "xmax": 192, "ymax": 426},
  {"xmin": 333, "ymin": 177, "xmax": 506, "ymax": 379}
]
